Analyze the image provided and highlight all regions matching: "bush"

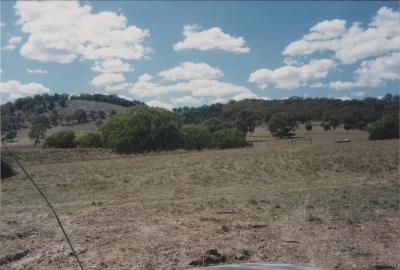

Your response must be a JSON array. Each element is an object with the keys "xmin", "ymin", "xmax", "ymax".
[
  {"xmin": 43, "ymin": 130, "xmax": 76, "ymax": 148},
  {"xmin": 181, "ymin": 124, "xmax": 212, "ymax": 150},
  {"xmin": 368, "ymin": 113, "xmax": 399, "ymax": 140},
  {"xmin": 75, "ymin": 132, "xmax": 103, "ymax": 148},
  {"xmin": 101, "ymin": 106, "xmax": 182, "ymax": 154},
  {"xmin": 211, "ymin": 128, "xmax": 246, "ymax": 149}
]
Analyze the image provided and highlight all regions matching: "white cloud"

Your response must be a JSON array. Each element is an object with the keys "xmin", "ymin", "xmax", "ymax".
[
  {"xmin": 3, "ymin": 36, "xmax": 22, "ymax": 50},
  {"xmin": 0, "ymin": 80, "xmax": 50, "ymax": 99},
  {"xmin": 336, "ymin": 96, "xmax": 351, "ymax": 101},
  {"xmin": 159, "ymin": 62, "xmax": 223, "ymax": 81},
  {"xmin": 249, "ymin": 59, "xmax": 336, "ymax": 89},
  {"xmin": 129, "ymin": 75, "xmax": 254, "ymax": 98},
  {"xmin": 26, "ymin": 68, "xmax": 48, "ymax": 74},
  {"xmin": 170, "ymin": 95, "xmax": 202, "ymax": 105},
  {"xmin": 329, "ymin": 52, "xmax": 400, "ymax": 89},
  {"xmin": 351, "ymin": 91, "xmax": 366, "ymax": 97},
  {"xmin": 91, "ymin": 73, "xmax": 125, "ymax": 87},
  {"xmin": 284, "ymin": 7, "xmax": 400, "ymax": 64},
  {"xmin": 310, "ymin": 82, "xmax": 327, "ymax": 88},
  {"xmin": 92, "ymin": 59, "xmax": 133, "ymax": 73},
  {"xmin": 146, "ymin": 100, "xmax": 173, "ymax": 110},
  {"xmin": 15, "ymin": 1, "xmax": 150, "ymax": 63},
  {"xmin": 174, "ymin": 25, "xmax": 249, "ymax": 53},
  {"xmin": 231, "ymin": 92, "xmax": 258, "ymax": 101}
]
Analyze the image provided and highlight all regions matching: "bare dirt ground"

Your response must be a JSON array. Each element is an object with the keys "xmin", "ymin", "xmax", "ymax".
[{"xmin": 1, "ymin": 129, "xmax": 399, "ymax": 270}]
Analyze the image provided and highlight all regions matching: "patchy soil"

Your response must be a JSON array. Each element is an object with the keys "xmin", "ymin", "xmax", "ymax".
[{"xmin": 0, "ymin": 131, "xmax": 399, "ymax": 269}]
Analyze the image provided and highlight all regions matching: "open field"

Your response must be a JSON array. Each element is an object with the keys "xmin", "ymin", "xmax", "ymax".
[{"xmin": 1, "ymin": 130, "xmax": 399, "ymax": 270}]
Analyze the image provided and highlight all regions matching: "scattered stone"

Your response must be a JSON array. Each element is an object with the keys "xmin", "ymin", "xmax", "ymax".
[
  {"xmin": 189, "ymin": 249, "xmax": 227, "ymax": 266},
  {"xmin": 0, "ymin": 249, "xmax": 29, "ymax": 266}
]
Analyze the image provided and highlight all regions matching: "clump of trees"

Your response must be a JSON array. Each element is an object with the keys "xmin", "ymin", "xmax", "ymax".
[
  {"xmin": 43, "ymin": 130, "xmax": 76, "ymax": 148},
  {"xmin": 100, "ymin": 106, "xmax": 247, "ymax": 154},
  {"xmin": 368, "ymin": 113, "xmax": 399, "ymax": 140},
  {"xmin": 101, "ymin": 106, "xmax": 183, "ymax": 154}
]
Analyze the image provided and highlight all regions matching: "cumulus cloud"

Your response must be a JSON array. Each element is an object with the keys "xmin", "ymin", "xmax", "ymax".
[
  {"xmin": 249, "ymin": 59, "xmax": 336, "ymax": 89},
  {"xmin": 174, "ymin": 25, "xmax": 249, "ymax": 53},
  {"xmin": 91, "ymin": 73, "xmax": 125, "ymax": 87},
  {"xmin": 329, "ymin": 52, "xmax": 400, "ymax": 89},
  {"xmin": 146, "ymin": 100, "xmax": 173, "ymax": 110},
  {"xmin": 14, "ymin": 1, "xmax": 150, "ymax": 63},
  {"xmin": 0, "ymin": 80, "xmax": 49, "ymax": 99},
  {"xmin": 3, "ymin": 36, "xmax": 22, "ymax": 50},
  {"xmin": 92, "ymin": 59, "xmax": 133, "ymax": 73},
  {"xmin": 284, "ymin": 7, "xmax": 400, "ymax": 64},
  {"xmin": 159, "ymin": 62, "xmax": 223, "ymax": 81},
  {"xmin": 26, "ymin": 68, "xmax": 48, "ymax": 74}
]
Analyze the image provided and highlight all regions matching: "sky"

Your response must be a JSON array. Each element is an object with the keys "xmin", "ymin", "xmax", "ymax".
[{"xmin": 0, "ymin": 1, "xmax": 399, "ymax": 109}]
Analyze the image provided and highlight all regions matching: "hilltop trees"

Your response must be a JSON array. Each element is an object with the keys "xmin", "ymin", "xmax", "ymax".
[{"xmin": 268, "ymin": 112, "xmax": 297, "ymax": 138}]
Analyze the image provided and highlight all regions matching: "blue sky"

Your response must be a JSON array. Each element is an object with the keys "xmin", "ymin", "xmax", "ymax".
[{"xmin": 1, "ymin": 1, "xmax": 399, "ymax": 108}]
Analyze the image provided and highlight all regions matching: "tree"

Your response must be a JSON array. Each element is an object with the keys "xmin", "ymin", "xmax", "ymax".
[
  {"xmin": 329, "ymin": 117, "xmax": 339, "ymax": 131},
  {"xmin": 101, "ymin": 106, "xmax": 182, "ymax": 154},
  {"xmin": 368, "ymin": 113, "xmax": 399, "ymax": 140},
  {"xmin": 73, "ymin": 109, "xmax": 87, "ymax": 123},
  {"xmin": 268, "ymin": 112, "xmax": 297, "ymax": 138},
  {"xmin": 44, "ymin": 130, "xmax": 76, "ymax": 148},
  {"xmin": 98, "ymin": 110, "xmax": 106, "ymax": 119},
  {"xmin": 110, "ymin": 110, "xmax": 117, "ymax": 116},
  {"xmin": 49, "ymin": 112, "xmax": 59, "ymax": 126},
  {"xmin": 305, "ymin": 121, "xmax": 312, "ymax": 132},
  {"xmin": 4, "ymin": 130, "xmax": 17, "ymax": 142},
  {"xmin": 236, "ymin": 109, "xmax": 263, "ymax": 133},
  {"xmin": 89, "ymin": 110, "xmax": 98, "ymax": 121},
  {"xmin": 181, "ymin": 124, "xmax": 212, "ymax": 150},
  {"xmin": 75, "ymin": 132, "xmax": 103, "ymax": 148},
  {"xmin": 29, "ymin": 115, "xmax": 50, "ymax": 145},
  {"xmin": 321, "ymin": 121, "xmax": 331, "ymax": 131},
  {"xmin": 64, "ymin": 114, "xmax": 74, "ymax": 125}
]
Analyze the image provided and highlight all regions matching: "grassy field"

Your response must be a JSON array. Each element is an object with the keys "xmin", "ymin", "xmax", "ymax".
[{"xmin": 1, "ymin": 129, "xmax": 399, "ymax": 270}]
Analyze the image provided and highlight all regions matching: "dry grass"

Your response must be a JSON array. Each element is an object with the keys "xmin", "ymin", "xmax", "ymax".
[{"xmin": 0, "ymin": 131, "xmax": 399, "ymax": 270}]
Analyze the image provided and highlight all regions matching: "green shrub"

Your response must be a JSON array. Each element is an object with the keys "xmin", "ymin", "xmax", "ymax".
[
  {"xmin": 211, "ymin": 128, "xmax": 246, "ymax": 149},
  {"xmin": 368, "ymin": 113, "xmax": 399, "ymax": 140},
  {"xmin": 181, "ymin": 124, "xmax": 212, "ymax": 150},
  {"xmin": 75, "ymin": 132, "xmax": 103, "ymax": 148},
  {"xmin": 101, "ymin": 106, "xmax": 182, "ymax": 154},
  {"xmin": 43, "ymin": 130, "xmax": 76, "ymax": 148}
]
